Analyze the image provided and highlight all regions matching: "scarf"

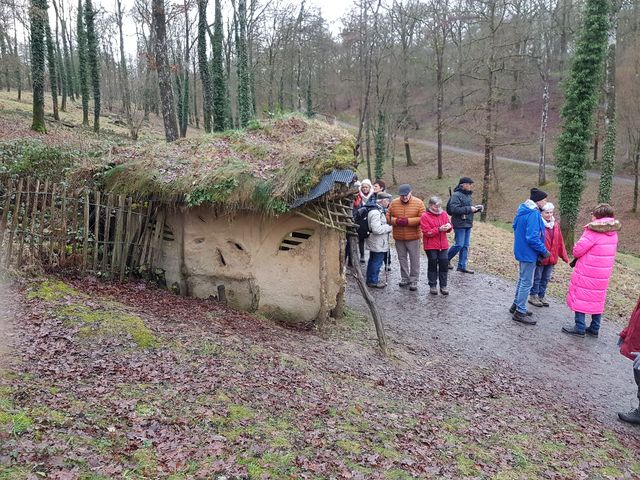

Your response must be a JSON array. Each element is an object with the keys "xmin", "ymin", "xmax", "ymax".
[{"xmin": 542, "ymin": 216, "xmax": 555, "ymax": 229}]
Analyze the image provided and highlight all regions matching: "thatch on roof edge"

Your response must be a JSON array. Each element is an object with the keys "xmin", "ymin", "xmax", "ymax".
[{"xmin": 98, "ymin": 115, "xmax": 358, "ymax": 216}]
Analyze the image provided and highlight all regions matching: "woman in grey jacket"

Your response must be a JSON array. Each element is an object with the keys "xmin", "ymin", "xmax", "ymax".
[{"xmin": 365, "ymin": 193, "xmax": 393, "ymax": 288}]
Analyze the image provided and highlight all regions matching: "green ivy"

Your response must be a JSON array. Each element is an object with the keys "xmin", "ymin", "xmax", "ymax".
[{"xmin": 185, "ymin": 178, "xmax": 240, "ymax": 206}]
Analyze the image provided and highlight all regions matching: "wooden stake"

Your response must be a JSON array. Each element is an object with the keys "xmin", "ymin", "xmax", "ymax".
[
  {"xmin": 38, "ymin": 179, "xmax": 49, "ymax": 262},
  {"xmin": 102, "ymin": 194, "xmax": 112, "ymax": 273},
  {"xmin": 92, "ymin": 191, "xmax": 101, "ymax": 271},
  {"xmin": 4, "ymin": 178, "xmax": 23, "ymax": 266},
  {"xmin": 111, "ymin": 195, "xmax": 124, "ymax": 274},
  {"xmin": 82, "ymin": 189, "xmax": 90, "ymax": 273},
  {"xmin": 17, "ymin": 178, "xmax": 35, "ymax": 267},
  {"xmin": 60, "ymin": 188, "xmax": 67, "ymax": 264},
  {"xmin": 48, "ymin": 184, "xmax": 57, "ymax": 265},
  {"xmin": 119, "ymin": 197, "xmax": 134, "ymax": 281},
  {"xmin": 348, "ymin": 235, "xmax": 387, "ymax": 354}
]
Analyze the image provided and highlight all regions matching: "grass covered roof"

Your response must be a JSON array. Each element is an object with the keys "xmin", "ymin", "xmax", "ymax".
[{"xmin": 101, "ymin": 116, "xmax": 357, "ymax": 215}]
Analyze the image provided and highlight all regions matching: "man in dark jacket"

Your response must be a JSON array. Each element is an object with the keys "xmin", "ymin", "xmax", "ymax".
[
  {"xmin": 618, "ymin": 296, "xmax": 640, "ymax": 425},
  {"xmin": 509, "ymin": 188, "xmax": 550, "ymax": 325},
  {"xmin": 447, "ymin": 177, "xmax": 482, "ymax": 273}
]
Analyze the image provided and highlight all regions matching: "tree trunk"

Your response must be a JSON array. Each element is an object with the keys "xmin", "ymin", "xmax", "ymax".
[
  {"xmin": 538, "ymin": 77, "xmax": 549, "ymax": 186},
  {"xmin": 633, "ymin": 151, "xmax": 639, "ymax": 213},
  {"xmin": 436, "ymin": 49, "xmax": 444, "ymax": 179},
  {"xmin": 45, "ymin": 17, "xmax": 60, "ymax": 121},
  {"xmin": 116, "ymin": 0, "xmax": 134, "ymax": 138},
  {"xmin": 153, "ymin": 0, "xmax": 179, "ymax": 142},
  {"xmin": 197, "ymin": 0, "xmax": 212, "ymax": 132},
  {"xmin": 598, "ymin": 20, "xmax": 617, "ymax": 204},
  {"xmin": 77, "ymin": 0, "xmax": 89, "ymax": 126},
  {"xmin": 30, "ymin": 0, "xmax": 47, "ymax": 133},
  {"xmin": 85, "ymin": 0, "xmax": 101, "ymax": 132}
]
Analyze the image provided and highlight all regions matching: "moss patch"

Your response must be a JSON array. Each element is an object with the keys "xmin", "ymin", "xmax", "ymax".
[{"xmin": 26, "ymin": 279, "xmax": 82, "ymax": 302}]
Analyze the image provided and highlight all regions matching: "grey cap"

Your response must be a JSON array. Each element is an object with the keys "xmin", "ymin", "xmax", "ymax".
[
  {"xmin": 398, "ymin": 184, "xmax": 412, "ymax": 196},
  {"xmin": 377, "ymin": 192, "xmax": 392, "ymax": 200}
]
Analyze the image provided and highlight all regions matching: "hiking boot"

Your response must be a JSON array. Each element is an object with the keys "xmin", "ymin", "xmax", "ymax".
[
  {"xmin": 539, "ymin": 297, "xmax": 550, "ymax": 307},
  {"xmin": 512, "ymin": 311, "xmax": 537, "ymax": 325},
  {"xmin": 585, "ymin": 327, "xmax": 599, "ymax": 337},
  {"xmin": 509, "ymin": 304, "xmax": 532, "ymax": 316},
  {"xmin": 409, "ymin": 282, "xmax": 418, "ymax": 291},
  {"xmin": 448, "ymin": 262, "xmax": 454, "ymax": 270},
  {"xmin": 399, "ymin": 280, "xmax": 410, "ymax": 288},
  {"xmin": 561, "ymin": 325, "xmax": 585, "ymax": 336},
  {"xmin": 528, "ymin": 295, "xmax": 544, "ymax": 307},
  {"xmin": 440, "ymin": 288, "xmax": 449, "ymax": 296},
  {"xmin": 429, "ymin": 286, "xmax": 438, "ymax": 295},
  {"xmin": 618, "ymin": 408, "xmax": 640, "ymax": 425},
  {"xmin": 457, "ymin": 267, "xmax": 474, "ymax": 274},
  {"xmin": 367, "ymin": 282, "xmax": 387, "ymax": 289}
]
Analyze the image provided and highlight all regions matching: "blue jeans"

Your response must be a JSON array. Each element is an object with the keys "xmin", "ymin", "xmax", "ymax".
[
  {"xmin": 366, "ymin": 251, "xmax": 386, "ymax": 285},
  {"xmin": 448, "ymin": 227, "xmax": 472, "ymax": 269},
  {"xmin": 530, "ymin": 264, "xmax": 554, "ymax": 298},
  {"xmin": 575, "ymin": 311, "xmax": 602, "ymax": 333},
  {"xmin": 513, "ymin": 261, "xmax": 536, "ymax": 313}
]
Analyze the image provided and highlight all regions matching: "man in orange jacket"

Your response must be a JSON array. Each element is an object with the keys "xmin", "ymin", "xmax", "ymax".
[
  {"xmin": 618, "ymin": 296, "xmax": 640, "ymax": 425},
  {"xmin": 387, "ymin": 184, "xmax": 425, "ymax": 291}
]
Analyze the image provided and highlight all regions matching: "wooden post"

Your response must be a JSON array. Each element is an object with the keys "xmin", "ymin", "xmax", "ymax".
[
  {"xmin": 4, "ymin": 178, "xmax": 23, "ymax": 266},
  {"xmin": 92, "ymin": 191, "xmax": 101, "ymax": 271},
  {"xmin": 101, "ymin": 194, "xmax": 112, "ymax": 273},
  {"xmin": 111, "ymin": 195, "xmax": 124, "ymax": 274},
  {"xmin": 0, "ymin": 178, "xmax": 13, "ymax": 241},
  {"xmin": 217, "ymin": 285, "xmax": 227, "ymax": 304},
  {"xmin": 70, "ymin": 193, "xmax": 79, "ymax": 255},
  {"xmin": 16, "ymin": 178, "xmax": 35, "ymax": 266},
  {"xmin": 38, "ymin": 179, "xmax": 49, "ymax": 262},
  {"xmin": 348, "ymin": 235, "xmax": 387, "ymax": 354},
  {"xmin": 131, "ymin": 201, "xmax": 153, "ymax": 270},
  {"xmin": 119, "ymin": 197, "xmax": 134, "ymax": 281},
  {"xmin": 148, "ymin": 208, "xmax": 165, "ymax": 268},
  {"xmin": 82, "ymin": 189, "xmax": 90, "ymax": 273},
  {"xmin": 60, "ymin": 188, "xmax": 67, "ymax": 264},
  {"xmin": 47, "ymin": 184, "xmax": 57, "ymax": 266}
]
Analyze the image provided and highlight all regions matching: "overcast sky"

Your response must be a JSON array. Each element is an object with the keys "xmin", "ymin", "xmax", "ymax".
[{"xmin": 87, "ymin": 0, "xmax": 351, "ymax": 56}]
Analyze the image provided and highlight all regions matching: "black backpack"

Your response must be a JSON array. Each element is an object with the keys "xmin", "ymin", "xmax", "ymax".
[
  {"xmin": 446, "ymin": 187, "xmax": 454, "ymax": 215},
  {"xmin": 354, "ymin": 204, "xmax": 379, "ymax": 238}
]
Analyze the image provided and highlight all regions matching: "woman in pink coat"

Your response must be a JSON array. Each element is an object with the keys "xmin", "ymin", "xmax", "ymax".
[{"xmin": 562, "ymin": 203, "xmax": 621, "ymax": 337}]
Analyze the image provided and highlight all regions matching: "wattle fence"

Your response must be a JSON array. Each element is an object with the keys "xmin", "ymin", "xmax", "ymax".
[{"xmin": 0, "ymin": 177, "xmax": 163, "ymax": 279}]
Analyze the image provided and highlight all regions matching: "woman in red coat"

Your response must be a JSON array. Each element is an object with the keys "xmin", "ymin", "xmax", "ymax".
[
  {"xmin": 528, "ymin": 202, "xmax": 569, "ymax": 307},
  {"xmin": 618, "ymin": 296, "xmax": 640, "ymax": 425},
  {"xmin": 420, "ymin": 196, "xmax": 452, "ymax": 295}
]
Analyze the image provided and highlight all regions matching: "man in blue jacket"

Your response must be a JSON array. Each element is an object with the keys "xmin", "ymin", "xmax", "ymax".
[{"xmin": 510, "ymin": 188, "xmax": 550, "ymax": 325}]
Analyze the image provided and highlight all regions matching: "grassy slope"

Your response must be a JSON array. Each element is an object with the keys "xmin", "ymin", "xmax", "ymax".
[{"xmin": 1, "ymin": 276, "xmax": 638, "ymax": 479}]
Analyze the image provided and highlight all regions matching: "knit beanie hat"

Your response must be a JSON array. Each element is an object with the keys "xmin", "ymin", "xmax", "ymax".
[
  {"xmin": 530, "ymin": 188, "xmax": 548, "ymax": 202},
  {"xmin": 458, "ymin": 177, "xmax": 474, "ymax": 185}
]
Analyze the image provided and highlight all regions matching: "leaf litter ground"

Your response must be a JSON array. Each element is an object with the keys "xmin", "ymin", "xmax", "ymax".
[{"xmin": 1, "ymin": 274, "xmax": 639, "ymax": 479}]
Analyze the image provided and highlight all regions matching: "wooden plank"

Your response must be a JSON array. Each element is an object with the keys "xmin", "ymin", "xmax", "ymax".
[
  {"xmin": 4, "ymin": 178, "xmax": 23, "ymax": 267},
  {"xmin": 47, "ymin": 184, "xmax": 57, "ymax": 266},
  {"xmin": 111, "ymin": 195, "xmax": 124, "ymax": 275},
  {"xmin": 92, "ymin": 191, "xmax": 101, "ymax": 271},
  {"xmin": 148, "ymin": 208, "xmax": 165, "ymax": 268},
  {"xmin": 0, "ymin": 178, "xmax": 13, "ymax": 241},
  {"xmin": 82, "ymin": 189, "xmax": 90, "ymax": 273},
  {"xmin": 38, "ymin": 179, "xmax": 49, "ymax": 261},
  {"xmin": 16, "ymin": 178, "xmax": 35, "ymax": 267},
  {"xmin": 119, "ymin": 197, "xmax": 134, "ymax": 281},
  {"xmin": 102, "ymin": 194, "xmax": 112, "ymax": 273},
  {"xmin": 70, "ymin": 192, "xmax": 79, "ymax": 255},
  {"xmin": 131, "ymin": 201, "xmax": 153, "ymax": 271},
  {"xmin": 60, "ymin": 188, "xmax": 67, "ymax": 264},
  {"xmin": 138, "ymin": 204, "xmax": 155, "ymax": 268}
]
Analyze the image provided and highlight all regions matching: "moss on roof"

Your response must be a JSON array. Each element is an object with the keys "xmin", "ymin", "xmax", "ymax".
[{"xmin": 100, "ymin": 116, "xmax": 357, "ymax": 215}]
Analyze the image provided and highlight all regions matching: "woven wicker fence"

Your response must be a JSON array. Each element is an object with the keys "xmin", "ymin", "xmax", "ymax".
[{"xmin": 0, "ymin": 177, "xmax": 162, "ymax": 279}]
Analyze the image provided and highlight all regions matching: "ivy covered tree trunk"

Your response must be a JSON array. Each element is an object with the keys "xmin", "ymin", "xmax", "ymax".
[
  {"xmin": 598, "ymin": 25, "xmax": 617, "ymax": 203},
  {"xmin": 44, "ymin": 14, "xmax": 60, "ymax": 121},
  {"xmin": 197, "ymin": 0, "xmax": 212, "ymax": 133},
  {"xmin": 374, "ymin": 110, "xmax": 385, "ymax": 180},
  {"xmin": 84, "ymin": 0, "xmax": 100, "ymax": 132},
  {"xmin": 152, "ymin": 0, "xmax": 179, "ymax": 142},
  {"xmin": 306, "ymin": 80, "xmax": 313, "ymax": 117},
  {"xmin": 30, "ymin": 0, "xmax": 47, "ymax": 133},
  {"xmin": 211, "ymin": 0, "xmax": 226, "ymax": 131},
  {"xmin": 178, "ymin": 0, "xmax": 190, "ymax": 138},
  {"xmin": 555, "ymin": 0, "xmax": 609, "ymax": 248},
  {"xmin": 236, "ymin": 0, "xmax": 252, "ymax": 127},
  {"xmin": 77, "ymin": 0, "xmax": 89, "ymax": 126}
]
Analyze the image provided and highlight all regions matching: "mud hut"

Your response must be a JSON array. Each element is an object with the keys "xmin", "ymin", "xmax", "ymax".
[{"xmin": 102, "ymin": 116, "xmax": 358, "ymax": 324}]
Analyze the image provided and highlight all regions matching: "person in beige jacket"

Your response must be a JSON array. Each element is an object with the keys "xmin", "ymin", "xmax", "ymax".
[{"xmin": 387, "ymin": 184, "xmax": 425, "ymax": 291}]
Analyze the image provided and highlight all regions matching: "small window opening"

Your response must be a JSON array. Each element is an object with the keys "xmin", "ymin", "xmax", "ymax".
[
  {"xmin": 227, "ymin": 241, "xmax": 245, "ymax": 251},
  {"xmin": 279, "ymin": 229, "xmax": 314, "ymax": 251},
  {"xmin": 163, "ymin": 224, "xmax": 175, "ymax": 241}
]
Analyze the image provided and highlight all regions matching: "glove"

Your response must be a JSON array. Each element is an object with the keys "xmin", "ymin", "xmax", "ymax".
[
  {"xmin": 633, "ymin": 353, "xmax": 640, "ymax": 370},
  {"xmin": 542, "ymin": 251, "xmax": 551, "ymax": 259},
  {"xmin": 396, "ymin": 217, "xmax": 409, "ymax": 227}
]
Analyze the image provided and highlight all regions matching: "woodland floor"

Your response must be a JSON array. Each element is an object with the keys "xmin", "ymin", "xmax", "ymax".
[{"xmin": 0, "ymin": 259, "xmax": 639, "ymax": 479}]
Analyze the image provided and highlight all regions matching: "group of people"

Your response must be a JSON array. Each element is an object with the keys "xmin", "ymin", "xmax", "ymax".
[
  {"xmin": 352, "ymin": 177, "xmax": 640, "ymax": 426},
  {"xmin": 353, "ymin": 176, "xmax": 482, "ymax": 294}
]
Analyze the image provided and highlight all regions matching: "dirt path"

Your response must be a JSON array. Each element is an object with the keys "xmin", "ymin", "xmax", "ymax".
[{"xmin": 346, "ymin": 252, "xmax": 638, "ymax": 427}]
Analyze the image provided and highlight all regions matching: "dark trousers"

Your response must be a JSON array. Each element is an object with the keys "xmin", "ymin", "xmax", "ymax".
[
  {"xmin": 635, "ymin": 367, "xmax": 640, "ymax": 406},
  {"xmin": 358, "ymin": 235, "xmax": 366, "ymax": 260},
  {"xmin": 425, "ymin": 249, "xmax": 449, "ymax": 288}
]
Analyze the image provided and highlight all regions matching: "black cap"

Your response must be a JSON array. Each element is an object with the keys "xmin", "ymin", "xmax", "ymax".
[
  {"xmin": 530, "ymin": 188, "xmax": 548, "ymax": 202},
  {"xmin": 459, "ymin": 177, "xmax": 474, "ymax": 185}
]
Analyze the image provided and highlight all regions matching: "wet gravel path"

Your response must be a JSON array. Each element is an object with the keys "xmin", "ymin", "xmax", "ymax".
[{"xmin": 346, "ymin": 252, "xmax": 638, "ymax": 428}]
